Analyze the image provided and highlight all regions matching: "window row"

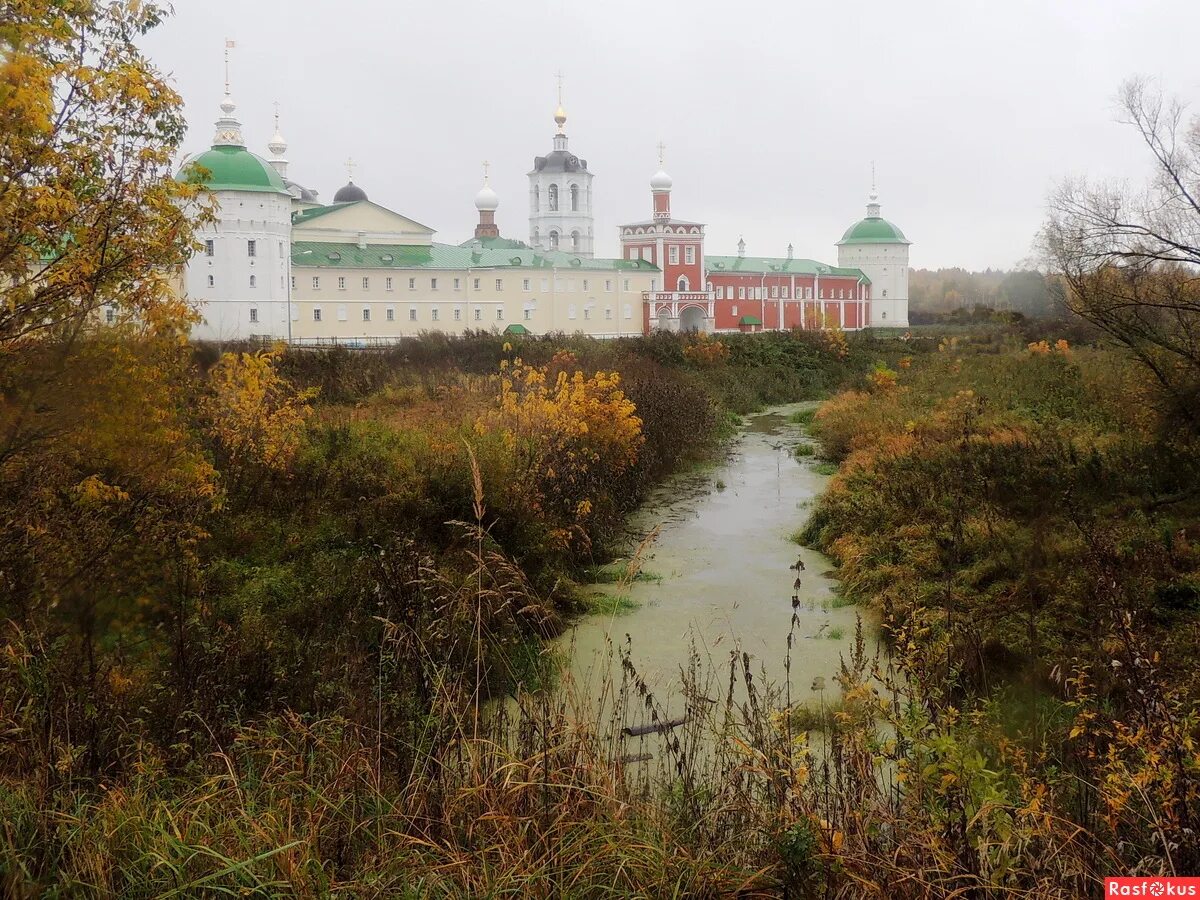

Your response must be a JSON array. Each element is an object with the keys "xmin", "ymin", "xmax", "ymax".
[
  {"xmin": 203, "ymin": 239, "xmax": 284, "ymax": 258},
  {"xmin": 295, "ymin": 276, "xmax": 633, "ymax": 293},
  {"xmin": 533, "ymin": 183, "xmax": 584, "ymax": 213},
  {"xmin": 625, "ymin": 245, "xmax": 697, "ymax": 266},
  {"xmin": 712, "ymin": 285, "xmax": 859, "ymax": 301}
]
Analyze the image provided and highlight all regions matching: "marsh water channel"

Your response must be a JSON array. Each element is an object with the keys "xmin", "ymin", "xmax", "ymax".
[{"xmin": 556, "ymin": 402, "xmax": 867, "ymax": 739}]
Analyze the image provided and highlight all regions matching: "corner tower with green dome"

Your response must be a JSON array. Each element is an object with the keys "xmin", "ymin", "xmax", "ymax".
[
  {"xmin": 176, "ymin": 69, "xmax": 294, "ymax": 342},
  {"xmin": 836, "ymin": 186, "xmax": 911, "ymax": 328}
]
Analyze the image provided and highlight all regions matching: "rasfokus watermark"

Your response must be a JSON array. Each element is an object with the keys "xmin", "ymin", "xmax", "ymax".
[{"xmin": 1106, "ymin": 878, "xmax": 1200, "ymax": 896}]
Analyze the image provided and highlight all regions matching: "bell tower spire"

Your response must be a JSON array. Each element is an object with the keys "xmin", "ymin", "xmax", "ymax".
[
  {"xmin": 267, "ymin": 101, "xmax": 288, "ymax": 177},
  {"xmin": 212, "ymin": 39, "xmax": 244, "ymax": 147}
]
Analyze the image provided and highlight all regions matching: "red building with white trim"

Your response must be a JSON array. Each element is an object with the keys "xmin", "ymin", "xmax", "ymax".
[{"xmin": 620, "ymin": 163, "xmax": 872, "ymax": 334}]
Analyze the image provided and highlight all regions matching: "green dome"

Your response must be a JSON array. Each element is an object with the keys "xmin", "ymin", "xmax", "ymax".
[
  {"xmin": 177, "ymin": 145, "xmax": 290, "ymax": 195},
  {"xmin": 837, "ymin": 216, "xmax": 909, "ymax": 244}
]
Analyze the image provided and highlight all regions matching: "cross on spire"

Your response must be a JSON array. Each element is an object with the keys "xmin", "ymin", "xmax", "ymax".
[
  {"xmin": 345, "ymin": 157, "xmax": 356, "ymax": 181},
  {"xmin": 223, "ymin": 39, "xmax": 235, "ymax": 95},
  {"xmin": 482, "ymin": 160, "xmax": 490, "ymax": 183},
  {"xmin": 555, "ymin": 70, "xmax": 564, "ymax": 104},
  {"xmin": 871, "ymin": 160, "xmax": 877, "ymax": 195},
  {"xmin": 657, "ymin": 141, "xmax": 666, "ymax": 168},
  {"xmin": 273, "ymin": 100, "xmax": 280, "ymax": 130}
]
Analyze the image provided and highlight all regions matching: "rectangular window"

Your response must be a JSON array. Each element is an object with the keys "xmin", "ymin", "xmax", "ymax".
[
  {"xmin": 818, "ymin": 289, "xmax": 824, "ymax": 299},
  {"xmin": 716, "ymin": 286, "xmax": 724, "ymax": 300},
  {"xmin": 523, "ymin": 278, "xmax": 531, "ymax": 291},
  {"xmin": 623, "ymin": 303, "xmax": 632, "ymax": 319},
  {"xmin": 431, "ymin": 278, "xmax": 438, "ymax": 290},
  {"xmin": 738, "ymin": 287, "xmax": 745, "ymax": 300},
  {"xmin": 524, "ymin": 308, "xmax": 532, "ymax": 321},
  {"xmin": 605, "ymin": 308, "xmax": 612, "ymax": 320},
  {"xmin": 363, "ymin": 277, "xmax": 370, "ymax": 290},
  {"xmin": 627, "ymin": 247, "xmax": 636, "ymax": 260},
  {"xmin": 669, "ymin": 245, "xmax": 679, "ymax": 265},
  {"xmin": 105, "ymin": 307, "xmax": 115, "ymax": 324},
  {"xmin": 290, "ymin": 276, "xmax": 296, "ymax": 291},
  {"xmin": 494, "ymin": 279, "xmax": 502, "ymax": 291},
  {"xmin": 454, "ymin": 308, "xmax": 462, "ymax": 321},
  {"xmin": 362, "ymin": 307, "xmax": 370, "ymax": 322},
  {"xmin": 338, "ymin": 277, "xmax": 346, "ymax": 290},
  {"xmin": 584, "ymin": 308, "xmax": 591, "ymax": 320},
  {"xmin": 497, "ymin": 308, "xmax": 503, "ymax": 321},
  {"xmin": 205, "ymin": 239, "xmax": 214, "ymax": 257},
  {"xmin": 386, "ymin": 277, "xmax": 393, "ymax": 291},
  {"xmin": 605, "ymin": 279, "xmax": 612, "ymax": 292},
  {"xmin": 623, "ymin": 279, "xmax": 630, "ymax": 291},
  {"xmin": 770, "ymin": 286, "xmax": 778, "ymax": 298},
  {"xmin": 473, "ymin": 278, "xmax": 481, "ymax": 290},
  {"xmin": 684, "ymin": 246, "xmax": 695, "ymax": 265},
  {"xmin": 249, "ymin": 275, "xmax": 256, "ymax": 288},
  {"xmin": 249, "ymin": 308, "xmax": 258, "ymax": 323},
  {"xmin": 409, "ymin": 308, "xmax": 417, "ymax": 321},
  {"xmin": 313, "ymin": 307, "xmax": 322, "ymax": 321},
  {"xmin": 839, "ymin": 289, "xmax": 845, "ymax": 299},
  {"xmin": 582, "ymin": 279, "xmax": 589, "ymax": 291},
  {"xmin": 644, "ymin": 247, "xmax": 653, "ymax": 264},
  {"xmin": 386, "ymin": 307, "xmax": 394, "ymax": 321},
  {"xmin": 453, "ymin": 277, "xmax": 461, "ymax": 290},
  {"xmin": 474, "ymin": 308, "xmax": 482, "ymax": 321},
  {"xmin": 409, "ymin": 278, "xmax": 416, "ymax": 290},
  {"xmin": 207, "ymin": 275, "xmax": 214, "ymax": 287},
  {"xmin": 337, "ymin": 304, "xmax": 347, "ymax": 321},
  {"xmin": 732, "ymin": 305, "xmax": 739, "ymax": 316},
  {"xmin": 782, "ymin": 287, "xmax": 789, "ymax": 299},
  {"xmin": 247, "ymin": 240, "xmax": 256, "ymax": 258},
  {"xmin": 432, "ymin": 307, "xmax": 439, "ymax": 321},
  {"xmin": 568, "ymin": 305, "xmax": 577, "ymax": 320}
]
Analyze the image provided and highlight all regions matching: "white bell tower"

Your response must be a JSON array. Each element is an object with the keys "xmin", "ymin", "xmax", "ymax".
[{"xmin": 527, "ymin": 76, "xmax": 594, "ymax": 257}]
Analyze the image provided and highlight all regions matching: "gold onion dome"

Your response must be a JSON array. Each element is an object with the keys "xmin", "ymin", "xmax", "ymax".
[{"xmin": 554, "ymin": 104, "xmax": 567, "ymax": 130}]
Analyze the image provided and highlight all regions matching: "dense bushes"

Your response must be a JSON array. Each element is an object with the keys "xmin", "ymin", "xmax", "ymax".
[{"xmin": 801, "ymin": 338, "xmax": 1200, "ymax": 881}]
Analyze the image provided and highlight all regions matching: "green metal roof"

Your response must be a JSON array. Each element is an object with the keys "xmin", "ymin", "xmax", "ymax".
[
  {"xmin": 177, "ymin": 145, "xmax": 290, "ymax": 195},
  {"xmin": 291, "ymin": 241, "xmax": 659, "ymax": 272},
  {"xmin": 503, "ymin": 323, "xmax": 531, "ymax": 335},
  {"xmin": 837, "ymin": 217, "xmax": 910, "ymax": 244},
  {"xmin": 706, "ymin": 255, "xmax": 870, "ymax": 283},
  {"xmin": 739, "ymin": 315, "xmax": 763, "ymax": 325},
  {"xmin": 459, "ymin": 236, "xmax": 531, "ymax": 250},
  {"xmin": 291, "ymin": 203, "xmax": 353, "ymax": 224}
]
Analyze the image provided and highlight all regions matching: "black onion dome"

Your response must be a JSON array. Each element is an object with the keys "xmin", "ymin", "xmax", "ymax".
[
  {"xmin": 531, "ymin": 150, "xmax": 588, "ymax": 173},
  {"xmin": 333, "ymin": 181, "xmax": 367, "ymax": 202}
]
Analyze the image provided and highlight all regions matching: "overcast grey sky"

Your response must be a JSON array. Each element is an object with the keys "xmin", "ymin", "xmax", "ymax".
[{"xmin": 144, "ymin": 0, "xmax": 1200, "ymax": 270}]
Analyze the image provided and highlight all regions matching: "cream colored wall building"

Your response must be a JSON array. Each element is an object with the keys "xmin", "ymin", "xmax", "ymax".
[{"xmin": 286, "ymin": 197, "xmax": 657, "ymax": 343}]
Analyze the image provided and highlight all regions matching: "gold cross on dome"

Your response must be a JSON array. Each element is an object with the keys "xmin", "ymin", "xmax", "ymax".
[
  {"xmin": 657, "ymin": 141, "xmax": 666, "ymax": 167},
  {"xmin": 345, "ymin": 157, "xmax": 356, "ymax": 181},
  {"xmin": 482, "ymin": 160, "xmax": 490, "ymax": 182},
  {"xmin": 555, "ymin": 70, "xmax": 564, "ymax": 103}
]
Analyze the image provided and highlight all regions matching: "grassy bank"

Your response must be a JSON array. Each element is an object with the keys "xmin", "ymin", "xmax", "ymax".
[{"xmin": 1, "ymin": 328, "xmax": 878, "ymax": 895}]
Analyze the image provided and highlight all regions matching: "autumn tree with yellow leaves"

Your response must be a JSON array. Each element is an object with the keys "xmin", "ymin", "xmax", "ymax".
[{"xmin": 476, "ymin": 357, "xmax": 644, "ymax": 548}]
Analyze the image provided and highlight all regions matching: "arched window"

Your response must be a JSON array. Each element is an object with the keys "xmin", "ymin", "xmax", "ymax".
[
  {"xmin": 549, "ymin": 230, "xmax": 559, "ymax": 250},
  {"xmin": 882, "ymin": 289, "xmax": 888, "ymax": 298},
  {"xmin": 677, "ymin": 275, "xmax": 690, "ymax": 292},
  {"xmin": 570, "ymin": 184, "xmax": 579, "ymax": 211},
  {"xmin": 571, "ymin": 230, "xmax": 580, "ymax": 251},
  {"xmin": 548, "ymin": 184, "xmax": 559, "ymax": 211},
  {"xmin": 249, "ymin": 274, "xmax": 256, "ymax": 288}
]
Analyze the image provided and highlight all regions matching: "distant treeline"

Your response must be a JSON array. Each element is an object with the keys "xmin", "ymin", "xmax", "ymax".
[{"xmin": 910, "ymin": 268, "xmax": 1055, "ymax": 320}]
